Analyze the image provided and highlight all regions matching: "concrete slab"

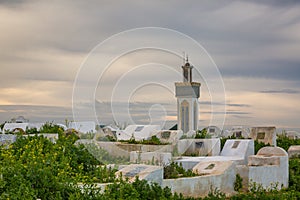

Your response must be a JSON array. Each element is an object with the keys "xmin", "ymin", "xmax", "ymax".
[{"xmin": 116, "ymin": 164, "xmax": 163, "ymax": 185}]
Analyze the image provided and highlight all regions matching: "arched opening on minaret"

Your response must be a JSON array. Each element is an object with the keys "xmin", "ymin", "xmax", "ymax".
[{"xmin": 181, "ymin": 100, "xmax": 189, "ymax": 133}]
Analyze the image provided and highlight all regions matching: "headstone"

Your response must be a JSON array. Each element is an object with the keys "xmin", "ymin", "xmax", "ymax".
[
  {"xmin": 288, "ymin": 145, "xmax": 300, "ymax": 158},
  {"xmin": 155, "ymin": 130, "xmax": 183, "ymax": 144},
  {"xmin": 220, "ymin": 139, "xmax": 254, "ymax": 164},
  {"xmin": 116, "ymin": 125, "xmax": 161, "ymax": 141},
  {"xmin": 177, "ymin": 138, "xmax": 220, "ymax": 156},
  {"xmin": 250, "ymin": 127, "xmax": 276, "ymax": 146}
]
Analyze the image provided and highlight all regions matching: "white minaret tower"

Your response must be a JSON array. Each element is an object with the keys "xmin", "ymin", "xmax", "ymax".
[{"xmin": 175, "ymin": 57, "xmax": 201, "ymax": 133}]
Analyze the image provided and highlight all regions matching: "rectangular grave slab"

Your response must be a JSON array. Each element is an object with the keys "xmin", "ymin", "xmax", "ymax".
[{"xmin": 116, "ymin": 164, "xmax": 163, "ymax": 185}]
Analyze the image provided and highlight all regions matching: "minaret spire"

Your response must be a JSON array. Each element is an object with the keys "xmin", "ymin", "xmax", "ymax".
[{"xmin": 182, "ymin": 55, "xmax": 193, "ymax": 82}]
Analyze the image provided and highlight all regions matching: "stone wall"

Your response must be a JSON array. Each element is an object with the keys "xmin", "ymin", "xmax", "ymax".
[
  {"xmin": 248, "ymin": 146, "xmax": 288, "ymax": 189},
  {"xmin": 162, "ymin": 160, "xmax": 236, "ymax": 197}
]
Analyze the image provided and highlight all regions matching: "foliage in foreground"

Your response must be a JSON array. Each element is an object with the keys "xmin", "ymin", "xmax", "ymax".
[{"xmin": 2, "ymin": 125, "xmax": 300, "ymax": 199}]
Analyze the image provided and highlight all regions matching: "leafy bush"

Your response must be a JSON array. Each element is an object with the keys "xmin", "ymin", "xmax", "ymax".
[
  {"xmin": 234, "ymin": 174, "xmax": 243, "ymax": 192},
  {"xmin": 195, "ymin": 128, "xmax": 211, "ymax": 139},
  {"xmin": 164, "ymin": 162, "xmax": 197, "ymax": 179},
  {"xmin": 120, "ymin": 135, "xmax": 168, "ymax": 145}
]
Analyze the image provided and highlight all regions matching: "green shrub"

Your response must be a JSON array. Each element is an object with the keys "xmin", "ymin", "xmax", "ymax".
[
  {"xmin": 164, "ymin": 162, "xmax": 197, "ymax": 179},
  {"xmin": 234, "ymin": 174, "xmax": 243, "ymax": 192}
]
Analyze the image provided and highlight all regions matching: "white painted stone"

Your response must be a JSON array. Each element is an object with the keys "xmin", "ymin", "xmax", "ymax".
[
  {"xmin": 288, "ymin": 145, "xmax": 300, "ymax": 158},
  {"xmin": 0, "ymin": 134, "xmax": 17, "ymax": 145},
  {"xmin": 250, "ymin": 127, "xmax": 276, "ymax": 146},
  {"xmin": 220, "ymin": 139, "xmax": 254, "ymax": 164},
  {"xmin": 248, "ymin": 146, "xmax": 288, "ymax": 189},
  {"xmin": 116, "ymin": 164, "xmax": 163, "ymax": 185},
  {"xmin": 3, "ymin": 123, "xmax": 28, "ymax": 132},
  {"xmin": 155, "ymin": 130, "xmax": 183, "ymax": 144},
  {"xmin": 285, "ymin": 131, "xmax": 300, "ymax": 140},
  {"xmin": 130, "ymin": 151, "xmax": 172, "ymax": 165},
  {"xmin": 27, "ymin": 123, "xmax": 44, "ymax": 131},
  {"xmin": 163, "ymin": 161, "xmax": 236, "ymax": 198},
  {"xmin": 116, "ymin": 125, "xmax": 161, "ymax": 141},
  {"xmin": 204, "ymin": 126, "xmax": 222, "ymax": 138},
  {"xmin": 176, "ymin": 156, "xmax": 245, "ymax": 170},
  {"xmin": 68, "ymin": 121, "xmax": 96, "ymax": 134},
  {"xmin": 222, "ymin": 126, "xmax": 250, "ymax": 138},
  {"xmin": 176, "ymin": 139, "xmax": 254, "ymax": 169},
  {"xmin": 177, "ymin": 138, "xmax": 220, "ymax": 156}
]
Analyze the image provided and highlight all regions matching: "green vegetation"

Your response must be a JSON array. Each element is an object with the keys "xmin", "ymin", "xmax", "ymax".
[
  {"xmin": 120, "ymin": 135, "xmax": 169, "ymax": 145},
  {"xmin": 234, "ymin": 174, "xmax": 243, "ymax": 192},
  {"xmin": 195, "ymin": 128, "xmax": 211, "ymax": 139},
  {"xmin": 277, "ymin": 134, "xmax": 300, "ymax": 151},
  {"xmin": 164, "ymin": 162, "xmax": 197, "ymax": 179}
]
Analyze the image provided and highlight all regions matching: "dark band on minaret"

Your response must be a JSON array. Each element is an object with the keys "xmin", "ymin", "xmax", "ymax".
[{"xmin": 182, "ymin": 55, "xmax": 193, "ymax": 82}]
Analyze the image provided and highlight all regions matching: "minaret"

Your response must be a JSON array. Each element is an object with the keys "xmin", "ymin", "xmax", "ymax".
[{"xmin": 175, "ymin": 57, "xmax": 201, "ymax": 133}]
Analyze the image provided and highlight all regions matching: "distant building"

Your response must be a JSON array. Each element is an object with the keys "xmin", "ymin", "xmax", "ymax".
[
  {"xmin": 11, "ymin": 116, "xmax": 29, "ymax": 123},
  {"xmin": 175, "ymin": 57, "xmax": 201, "ymax": 133}
]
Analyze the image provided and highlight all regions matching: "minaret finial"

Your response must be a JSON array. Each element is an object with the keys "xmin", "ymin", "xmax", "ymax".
[{"xmin": 186, "ymin": 55, "xmax": 189, "ymax": 63}]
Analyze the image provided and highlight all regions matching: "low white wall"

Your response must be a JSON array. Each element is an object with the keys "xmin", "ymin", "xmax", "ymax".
[
  {"xmin": 162, "ymin": 163, "xmax": 236, "ymax": 198},
  {"xmin": 130, "ymin": 151, "xmax": 172, "ymax": 165},
  {"xmin": 248, "ymin": 146, "xmax": 289, "ymax": 189}
]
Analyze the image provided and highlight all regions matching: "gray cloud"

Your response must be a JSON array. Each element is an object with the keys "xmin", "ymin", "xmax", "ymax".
[
  {"xmin": 0, "ymin": 0, "xmax": 299, "ymax": 128},
  {"xmin": 260, "ymin": 88, "xmax": 299, "ymax": 94}
]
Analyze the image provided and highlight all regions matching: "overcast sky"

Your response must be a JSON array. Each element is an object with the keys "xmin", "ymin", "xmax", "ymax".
[{"xmin": 0, "ymin": 0, "xmax": 300, "ymax": 130}]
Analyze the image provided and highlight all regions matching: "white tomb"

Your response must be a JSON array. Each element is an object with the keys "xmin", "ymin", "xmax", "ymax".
[
  {"xmin": 248, "ymin": 146, "xmax": 288, "ymax": 189},
  {"xmin": 116, "ymin": 125, "xmax": 161, "ymax": 141}
]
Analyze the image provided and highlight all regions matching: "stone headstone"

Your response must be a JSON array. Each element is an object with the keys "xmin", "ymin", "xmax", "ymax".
[
  {"xmin": 177, "ymin": 138, "xmax": 220, "ymax": 156},
  {"xmin": 288, "ymin": 145, "xmax": 300, "ymax": 158},
  {"xmin": 220, "ymin": 139, "xmax": 254, "ymax": 164},
  {"xmin": 250, "ymin": 127, "xmax": 276, "ymax": 146}
]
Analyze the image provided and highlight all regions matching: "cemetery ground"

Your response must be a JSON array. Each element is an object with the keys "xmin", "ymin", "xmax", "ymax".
[{"xmin": 1, "ymin": 123, "xmax": 300, "ymax": 199}]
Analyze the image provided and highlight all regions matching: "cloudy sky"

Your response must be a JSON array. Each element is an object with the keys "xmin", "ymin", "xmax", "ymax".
[{"xmin": 0, "ymin": 0, "xmax": 300, "ymax": 130}]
